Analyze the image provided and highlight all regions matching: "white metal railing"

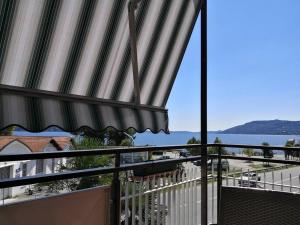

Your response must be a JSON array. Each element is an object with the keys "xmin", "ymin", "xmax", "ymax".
[
  {"xmin": 2, "ymin": 162, "xmax": 300, "ymax": 224},
  {"xmin": 121, "ymin": 164, "xmax": 300, "ymax": 225},
  {"xmin": 121, "ymin": 167, "xmax": 204, "ymax": 225},
  {"xmin": 222, "ymin": 166, "xmax": 300, "ymax": 193}
]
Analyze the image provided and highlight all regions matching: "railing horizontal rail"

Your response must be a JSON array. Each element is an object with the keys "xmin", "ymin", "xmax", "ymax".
[
  {"xmin": 224, "ymin": 176, "xmax": 300, "ymax": 190},
  {"xmin": 0, "ymin": 156, "xmax": 202, "ymax": 189},
  {"xmin": 0, "ymin": 144, "xmax": 203, "ymax": 162},
  {"xmin": 2, "ymin": 143, "xmax": 299, "ymax": 163},
  {"xmin": 215, "ymin": 154, "xmax": 300, "ymax": 165},
  {"xmin": 2, "ymin": 143, "xmax": 300, "ymax": 189},
  {"xmin": 211, "ymin": 143, "xmax": 300, "ymax": 151}
]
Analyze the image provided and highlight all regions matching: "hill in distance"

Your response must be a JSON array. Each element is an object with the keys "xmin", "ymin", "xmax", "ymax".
[{"xmin": 222, "ymin": 120, "xmax": 300, "ymax": 135}]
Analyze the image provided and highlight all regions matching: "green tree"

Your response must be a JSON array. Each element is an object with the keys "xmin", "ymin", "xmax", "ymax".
[
  {"xmin": 208, "ymin": 137, "xmax": 228, "ymax": 155},
  {"xmin": 262, "ymin": 142, "xmax": 273, "ymax": 166},
  {"xmin": 187, "ymin": 137, "xmax": 201, "ymax": 156},
  {"xmin": 105, "ymin": 128, "xmax": 136, "ymax": 146},
  {"xmin": 119, "ymin": 138, "xmax": 133, "ymax": 147},
  {"xmin": 294, "ymin": 141, "xmax": 300, "ymax": 159},
  {"xmin": 243, "ymin": 148, "xmax": 254, "ymax": 158},
  {"xmin": 0, "ymin": 126, "xmax": 15, "ymax": 136},
  {"xmin": 285, "ymin": 139, "xmax": 295, "ymax": 160},
  {"xmin": 81, "ymin": 127, "xmax": 136, "ymax": 146},
  {"xmin": 38, "ymin": 137, "xmax": 113, "ymax": 192},
  {"xmin": 262, "ymin": 142, "xmax": 273, "ymax": 158},
  {"xmin": 66, "ymin": 137, "xmax": 113, "ymax": 190}
]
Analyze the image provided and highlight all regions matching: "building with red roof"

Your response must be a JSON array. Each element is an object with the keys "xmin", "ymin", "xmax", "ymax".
[{"xmin": 0, "ymin": 136, "xmax": 72, "ymax": 200}]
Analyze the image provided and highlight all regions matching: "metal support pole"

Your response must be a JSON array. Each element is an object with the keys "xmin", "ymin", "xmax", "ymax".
[
  {"xmin": 217, "ymin": 146, "xmax": 222, "ymax": 225},
  {"xmin": 128, "ymin": 0, "xmax": 141, "ymax": 105},
  {"xmin": 112, "ymin": 153, "xmax": 121, "ymax": 225},
  {"xmin": 200, "ymin": 0, "xmax": 208, "ymax": 224}
]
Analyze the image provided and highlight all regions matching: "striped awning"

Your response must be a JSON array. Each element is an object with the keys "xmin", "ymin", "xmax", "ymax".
[{"xmin": 0, "ymin": 0, "xmax": 200, "ymax": 133}]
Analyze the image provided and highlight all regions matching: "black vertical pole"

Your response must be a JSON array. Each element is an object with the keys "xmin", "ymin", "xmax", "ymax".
[
  {"xmin": 200, "ymin": 0, "xmax": 208, "ymax": 224},
  {"xmin": 112, "ymin": 153, "xmax": 121, "ymax": 225}
]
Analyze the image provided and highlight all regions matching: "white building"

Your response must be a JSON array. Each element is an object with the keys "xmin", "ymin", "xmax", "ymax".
[{"xmin": 0, "ymin": 136, "xmax": 72, "ymax": 200}]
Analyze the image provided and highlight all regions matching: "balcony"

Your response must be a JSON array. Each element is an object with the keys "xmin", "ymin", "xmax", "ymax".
[
  {"xmin": 0, "ymin": 0, "xmax": 298, "ymax": 224},
  {"xmin": 1, "ymin": 143, "xmax": 300, "ymax": 225}
]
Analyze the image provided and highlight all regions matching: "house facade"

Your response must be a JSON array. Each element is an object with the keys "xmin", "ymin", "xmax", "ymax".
[{"xmin": 0, "ymin": 136, "xmax": 72, "ymax": 200}]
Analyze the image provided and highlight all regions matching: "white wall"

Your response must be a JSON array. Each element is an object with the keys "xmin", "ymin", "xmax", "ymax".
[
  {"xmin": 0, "ymin": 141, "xmax": 33, "ymax": 197},
  {"xmin": 43, "ymin": 143, "xmax": 66, "ymax": 174},
  {"xmin": 0, "ymin": 140, "xmax": 70, "ymax": 199}
]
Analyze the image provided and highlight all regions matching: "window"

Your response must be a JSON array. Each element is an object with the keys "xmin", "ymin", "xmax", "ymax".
[
  {"xmin": 0, "ymin": 166, "xmax": 10, "ymax": 180},
  {"xmin": 36, "ymin": 159, "xmax": 44, "ymax": 174},
  {"xmin": 22, "ymin": 163, "xmax": 27, "ymax": 177}
]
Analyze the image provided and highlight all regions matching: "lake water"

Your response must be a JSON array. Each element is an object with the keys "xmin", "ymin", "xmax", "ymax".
[
  {"xmin": 135, "ymin": 131, "xmax": 300, "ymax": 153},
  {"xmin": 14, "ymin": 131, "xmax": 300, "ymax": 153}
]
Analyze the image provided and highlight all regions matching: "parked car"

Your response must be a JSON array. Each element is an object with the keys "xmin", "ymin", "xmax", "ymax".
[
  {"xmin": 179, "ymin": 149, "xmax": 191, "ymax": 157},
  {"xmin": 193, "ymin": 159, "xmax": 229, "ymax": 171},
  {"xmin": 158, "ymin": 155, "xmax": 171, "ymax": 160},
  {"xmin": 238, "ymin": 172, "xmax": 261, "ymax": 187},
  {"xmin": 193, "ymin": 160, "xmax": 201, "ymax": 166}
]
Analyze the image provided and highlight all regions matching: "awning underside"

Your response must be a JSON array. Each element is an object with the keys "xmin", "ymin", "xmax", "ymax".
[
  {"xmin": 0, "ymin": 0, "xmax": 200, "ymax": 133},
  {"xmin": 0, "ymin": 88, "xmax": 168, "ymax": 133}
]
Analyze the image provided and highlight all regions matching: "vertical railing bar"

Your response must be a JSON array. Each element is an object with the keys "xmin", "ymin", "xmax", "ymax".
[
  {"xmin": 189, "ymin": 168, "xmax": 192, "ymax": 225},
  {"xmin": 172, "ymin": 170, "xmax": 177, "ymax": 225},
  {"xmin": 157, "ymin": 175, "xmax": 161, "ymax": 225},
  {"xmin": 176, "ymin": 170, "xmax": 180, "ymax": 225},
  {"xmin": 272, "ymin": 171, "xmax": 275, "ymax": 190},
  {"xmin": 212, "ymin": 160, "xmax": 215, "ymax": 224},
  {"xmin": 187, "ymin": 168, "xmax": 190, "ymax": 225},
  {"xmin": 190, "ymin": 167, "xmax": 193, "ymax": 225},
  {"xmin": 247, "ymin": 169, "xmax": 250, "ymax": 188},
  {"xmin": 145, "ymin": 176, "xmax": 150, "ymax": 225},
  {"xmin": 151, "ymin": 175, "xmax": 155, "ymax": 225},
  {"xmin": 240, "ymin": 168, "xmax": 243, "ymax": 187},
  {"xmin": 178, "ymin": 170, "xmax": 181, "ymax": 225},
  {"xmin": 233, "ymin": 168, "xmax": 236, "ymax": 187},
  {"xmin": 167, "ymin": 174, "xmax": 171, "ymax": 225},
  {"xmin": 217, "ymin": 146, "xmax": 222, "ymax": 225},
  {"xmin": 194, "ymin": 167, "xmax": 197, "ymax": 225},
  {"xmin": 181, "ymin": 166, "xmax": 185, "ymax": 225},
  {"xmin": 264, "ymin": 171, "xmax": 266, "ymax": 190},
  {"xmin": 2, "ymin": 189, "xmax": 4, "ymax": 205},
  {"xmin": 188, "ymin": 168, "xmax": 191, "ymax": 225},
  {"xmin": 255, "ymin": 169, "xmax": 258, "ymax": 188},
  {"xmin": 298, "ymin": 175, "xmax": 300, "ymax": 193},
  {"xmin": 226, "ymin": 166, "xmax": 229, "ymax": 186},
  {"xmin": 132, "ymin": 179, "xmax": 136, "ymax": 225},
  {"xmin": 112, "ymin": 153, "xmax": 121, "ymax": 225},
  {"xmin": 185, "ymin": 169, "xmax": 188, "ymax": 225},
  {"xmin": 162, "ymin": 173, "xmax": 167, "ymax": 225},
  {"xmin": 198, "ymin": 166, "xmax": 201, "ymax": 225},
  {"xmin": 138, "ymin": 178, "xmax": 143, "ymax": 225},
  {"xmin": 290, "ymin": 173, "xmax": 292, "ymax": 193},
  {"xmin": 281, "ymin": 172, "xmax": 283, "ymax": 191},
  {"xmin": 191, "ymin": 167, "xmax": 195, "ymax": 225},
  {"xmin": 125, "ymin": 180, "xmax": 129, "ymax": 225}
]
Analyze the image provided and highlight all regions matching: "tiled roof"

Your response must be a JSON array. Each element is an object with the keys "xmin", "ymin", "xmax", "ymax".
[{"xmin": 0, "ymin": 136, "xmax": 72, "ymax": 153}]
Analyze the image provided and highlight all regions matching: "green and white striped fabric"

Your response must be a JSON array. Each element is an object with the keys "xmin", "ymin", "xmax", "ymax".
[{"xmin": 0, "ymin": 0, "xmax": 200, "ymax": 133}]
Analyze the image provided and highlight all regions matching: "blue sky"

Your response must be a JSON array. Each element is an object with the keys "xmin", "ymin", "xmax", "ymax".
[{"xmin": 167, "ymin": 0, "xmax": 300, "ymax": 132}]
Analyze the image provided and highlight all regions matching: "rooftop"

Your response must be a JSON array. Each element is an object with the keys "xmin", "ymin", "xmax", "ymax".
[{"xmin": 0, "ymin": 136, "xmax": 72, "ymax": 152}]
